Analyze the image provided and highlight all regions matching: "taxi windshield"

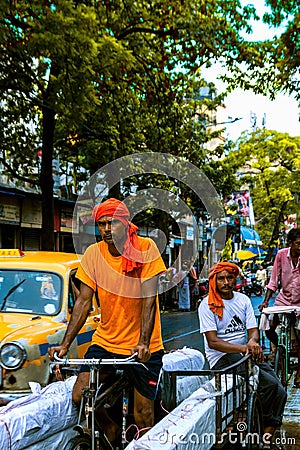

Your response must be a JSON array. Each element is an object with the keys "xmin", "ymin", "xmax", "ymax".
[{"xmin": 0, "ymin": 270, "xmax": 62, "ymax": 315}]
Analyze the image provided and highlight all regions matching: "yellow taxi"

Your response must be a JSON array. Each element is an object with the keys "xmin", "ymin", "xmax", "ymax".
[{"xmin": 0, "ymin": 250, "xmax": 100, "ymax": 405}]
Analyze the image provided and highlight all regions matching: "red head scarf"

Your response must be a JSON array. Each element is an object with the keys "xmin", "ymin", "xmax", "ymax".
[
  {"xmin": 92, "ymin": 198, "xmax": 142, "ymax": 274},
  {"xmin": 208, "ymin": 261, "xmax": 240, "ymax": 319}
]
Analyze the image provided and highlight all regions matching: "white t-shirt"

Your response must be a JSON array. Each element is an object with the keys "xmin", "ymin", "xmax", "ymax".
[{"xmin": 198, "ymin": 291, "xmax": 257, "ymax": 368}]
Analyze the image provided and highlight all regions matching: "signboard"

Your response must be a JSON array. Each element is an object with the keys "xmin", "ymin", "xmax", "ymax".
[
  {"xmin": 61, "ymin": 208, "xmax": 79, "ymax": 233},
  {"xmin": 0, "ymin": 195, "xmax": 20, "ymax": 224},
  {"xmin": 224, "ymin": 190, "xmax": 250, "ymax": 217},
  {"xmin": 186, "ymin": 226, "xmax": 194, "ymax": 241},
  {"xmin": 76, "ymin": 199, "xmax": 94, "ymax": 225},
  {"xmin": 21, "ymin": 198, "xmax": 42, "ymax": 228}
]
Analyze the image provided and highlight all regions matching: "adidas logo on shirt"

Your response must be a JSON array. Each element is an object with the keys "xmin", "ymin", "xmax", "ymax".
[{"xmin": 225, "ymin": 315, "xmax": 246, "ymax": 334}]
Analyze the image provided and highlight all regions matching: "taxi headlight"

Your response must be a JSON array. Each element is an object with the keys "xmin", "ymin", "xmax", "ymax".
[{"xmin": 0, "ymin": 342, "xmax": 26, "ymax": 370}]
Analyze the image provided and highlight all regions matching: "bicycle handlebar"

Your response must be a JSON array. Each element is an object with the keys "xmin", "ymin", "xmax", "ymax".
[
  {"xmin": 52, "ymin": 351, "xmax": 148, "ymax": 370},
  {"xmin": 261, "ymin": 305, "xmax": 300, "ymax": 315}
]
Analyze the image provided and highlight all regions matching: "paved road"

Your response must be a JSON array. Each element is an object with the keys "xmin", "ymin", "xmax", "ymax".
[{"xmin": 161, "ymin": 294, "xmax": 300, "ymax": 449}]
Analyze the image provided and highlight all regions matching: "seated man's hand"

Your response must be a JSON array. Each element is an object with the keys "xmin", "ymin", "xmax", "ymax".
[{"xmin": 246, "ymin": 338, "xmax": 265, "ymax": 363}]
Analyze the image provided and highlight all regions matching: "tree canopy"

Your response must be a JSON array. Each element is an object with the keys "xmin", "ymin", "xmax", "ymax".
[
  {"xmin": 224, "ymin": 129, "xmax": 300, "ymax": 259},
  {"xmin": 0, "ymin": 0, "xmax": 299, "ymax": 250}
]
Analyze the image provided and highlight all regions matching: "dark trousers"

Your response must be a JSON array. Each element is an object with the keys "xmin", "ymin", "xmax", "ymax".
[{"xmin": 212, "ymin": 353, "xmax": 287, "ymax": 428}]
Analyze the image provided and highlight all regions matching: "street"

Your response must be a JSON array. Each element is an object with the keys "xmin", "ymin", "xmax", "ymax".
[{"xmin": 161, "ymin": 294, "xmax": 300, "ymax": 450}]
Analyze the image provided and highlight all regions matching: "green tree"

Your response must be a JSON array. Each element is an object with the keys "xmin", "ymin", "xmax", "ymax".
[
  {"xmin": 224, "ymin": 129, "xmax": 300, "ymax": 260},
  {"xmin": 222, "ymin": 0, "xmax": 300, "ymax": 106},
  {"xmin": 0, "ymin": 1, "xmax": 103, "ymax": 249},
  {"xmin": 1, "ymin": 1, "xmax": 296, "ymax": 249}
]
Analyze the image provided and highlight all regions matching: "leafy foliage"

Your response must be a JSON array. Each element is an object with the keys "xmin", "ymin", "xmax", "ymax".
[
  {"xmin": 0, "ymin": 1, "xmax": 298, "ymax": 250},
  {"xmin": 224, "ymin": 129, "xmax": 300, "ymax": 256}
]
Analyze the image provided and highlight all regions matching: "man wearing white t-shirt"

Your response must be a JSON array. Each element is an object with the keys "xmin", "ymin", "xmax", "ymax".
[{"xmin": 198, "ymin": 261, "xmax": 287, "ymax": 450}]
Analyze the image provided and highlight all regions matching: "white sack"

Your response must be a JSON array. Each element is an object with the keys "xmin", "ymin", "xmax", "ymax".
[
  {"xmin": 22, "ymin": 425, "xmax": 78, "ymax": 450},
  {"xmin": 0, "ymin": 376, "xmax": 78, "ymax": 450},
  {"xmin": 125, "ymin": 385, "xmax": 217, "ymax": 450},
  {"xmin": 126, "ymin": 374, "xmax": 245, "ymax": 450},
  {"xmin": 162, "ymin": 347, "xmax": 205, "ymax": 372},
  {"xmin": 160, "ymin": 347, "xmax": 209, "ymax": 408}
]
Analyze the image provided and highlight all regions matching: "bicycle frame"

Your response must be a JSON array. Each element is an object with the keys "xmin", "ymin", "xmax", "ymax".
[
  {"xmin": 277, "ymin": 313, "xmax": 291, "ymax": 384},
  {"xmin": 261, "ymin": 305, "xmax": 300, "ymax": 387},
  {"xmin": 51, "ymin": 353, "xmax": 144, "ymax": 450}
]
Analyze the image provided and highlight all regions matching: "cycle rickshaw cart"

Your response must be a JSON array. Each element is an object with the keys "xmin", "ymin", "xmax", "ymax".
[
  {"xmin": 52, "ymin": 353, "xmax": 264, "ymax": 450},
  {"xmin": 160, "ymin": 354, "xmax": 264, "ymax": 450},
  {"xmin": 260, "ymin": 305, "xmax": 300, "ymax": 388}
]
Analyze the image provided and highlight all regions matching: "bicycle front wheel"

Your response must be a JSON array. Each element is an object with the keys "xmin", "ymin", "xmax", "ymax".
[
  {"xmin": 246, "ymin": 392, "xmax": 264, "ymax": 450},
  {"xmin": 64, "ymin": 436, "xmax": 91, "ymax": 450},
  {"xmin": 274, "ymin": 344, "xmax": 287, "ymax": 388}
]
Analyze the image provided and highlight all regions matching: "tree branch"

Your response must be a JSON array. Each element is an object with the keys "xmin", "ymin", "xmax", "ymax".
[{"xmin": 0, "ymin": 157, "xmax": 39, "ymax": 187}]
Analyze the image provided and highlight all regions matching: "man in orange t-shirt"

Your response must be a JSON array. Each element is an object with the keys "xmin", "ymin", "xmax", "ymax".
[{"xmin": 49, "ymin": 198, "xmax": 166, "ymax": 443}]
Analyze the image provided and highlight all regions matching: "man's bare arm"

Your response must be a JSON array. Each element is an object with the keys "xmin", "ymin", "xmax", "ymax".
[
  {"xmin": 132, "ymin": 275, "xmax": 159, "ymax": 362},
  {"xmin": 48, "ymin": 282, "xmax": 94, "ymax": 360},
  {"xmin": 258, "ymin": 288, "xmax": 275, "ymax": 311},
  {"xmin": 247, "ymin": 327, "xmax": 264, "ymax": 362},
  {"xmin": 205, "ymin": 330, "xmax": 247, "ymax": 354},
  {"xmin": 205, "ymin": 328, "xmax": 264, "ymax": 362}
]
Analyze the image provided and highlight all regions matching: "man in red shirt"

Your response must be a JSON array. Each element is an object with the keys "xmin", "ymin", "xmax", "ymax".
[{"xmin": 259, "ymin": 228, "xmax": 300, "ymax": 387}]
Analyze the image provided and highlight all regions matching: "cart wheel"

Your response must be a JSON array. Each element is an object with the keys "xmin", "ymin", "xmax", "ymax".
[
  {"xmin": 274, "ymin": 344, "xmax": 287, "ymax": 389},
  {"xmin": 65, "ymin": 434, "xmax": 112, "ymax": 450},
  {"xmin": 64, "ymin": 436, "xmax": 91, "ymax": 450},
  {"xmin": 246, "ymin": 392, "xmax": 264, "ymax": 450}
]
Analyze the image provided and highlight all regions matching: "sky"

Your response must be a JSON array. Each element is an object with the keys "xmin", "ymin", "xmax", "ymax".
[{"xmin": 202, "ymin": 0, "xmax": 300, "ymax": 141}]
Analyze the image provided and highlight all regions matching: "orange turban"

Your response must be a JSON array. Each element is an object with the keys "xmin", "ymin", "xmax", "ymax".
[
  {"xmin": 208, "ymin": 261, "xmax": 240, "ymax": 319},
  {"xmin": 92, "ymin": 198, "xmax": 142, "ymax": 274}
]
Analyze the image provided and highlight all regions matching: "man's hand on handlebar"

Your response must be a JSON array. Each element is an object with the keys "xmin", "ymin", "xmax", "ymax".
[
  {"xmin": 131, "ymin": 344, "xmax": 151, "ymax": 363},
  {"xmin": 48, "ymin": 345, "xmax": 69, "ymax": 361},
  {"xmin": 258, "ymin": 301, "xmax": 268, "ymax": 312}
]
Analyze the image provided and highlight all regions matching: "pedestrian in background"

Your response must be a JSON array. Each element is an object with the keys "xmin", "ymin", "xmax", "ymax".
[
  {"xmin": 256, "ymin": 264, "xmax": 267, "ymax": 290},
  {"xmin": 164, "ymin": 265, "xmax": 178, "ymax": 310},
  {"xmin": 188, "ymin": 263, "xmax": 199, "ymax": 311},
  {"xmin": 173, "ymin": 261, "xmax": 190, "ymax": 312}
]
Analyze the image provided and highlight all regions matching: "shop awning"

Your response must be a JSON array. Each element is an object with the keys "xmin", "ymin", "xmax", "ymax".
[
  {"xmin": 240, "ymin": 226, "xmax": 262, "ymax": 246},
  {"xmin": 237, "ymin": 249, "xmax": 258, "ymax": 260},
  {"xmin": 237, "ymin": 249, "xmax": 266, "ymax": 260}
]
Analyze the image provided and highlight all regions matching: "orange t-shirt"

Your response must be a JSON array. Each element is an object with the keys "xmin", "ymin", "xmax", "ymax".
[{"xmin": 76, "ymin": 236, "xmax": 166, "ymax": 354}]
